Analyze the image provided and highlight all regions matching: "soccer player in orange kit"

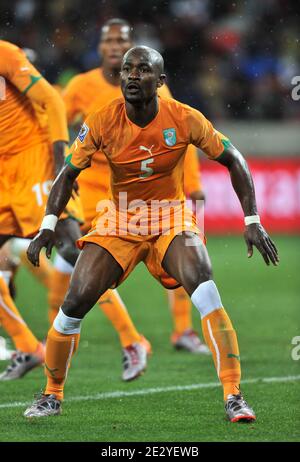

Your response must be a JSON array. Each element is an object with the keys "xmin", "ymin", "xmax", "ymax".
[
  {"xmin": 0, "ymin": 40, "xmax": 82, "ymax": 380},
  {"xmin": 49, "ymin": 18, "xmax": 209, "ymax": 360},
  {"xmin": 25, "ymin": 46, "xmax": 279, "ymax": 421}
]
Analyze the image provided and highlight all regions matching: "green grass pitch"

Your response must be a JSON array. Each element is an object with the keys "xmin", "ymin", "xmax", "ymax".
[{"xmin": 0, "ymin": 236, "xmax": 299, "ymax": 442}]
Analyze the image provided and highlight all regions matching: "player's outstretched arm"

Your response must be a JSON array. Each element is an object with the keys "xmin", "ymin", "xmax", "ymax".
[
  {"xmin": 217, "ymin": 145, "xmax": 279, "ymax": 266},
  {"xmin": 27, "ymin": 165, "xmax": 79, "ymax": 267}
]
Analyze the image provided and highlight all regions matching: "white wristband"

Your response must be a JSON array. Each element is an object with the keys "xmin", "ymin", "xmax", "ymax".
[
  {"xmin": 244, "ymin": 215, "xmax": 260, "ymax": 226},
  {"xmin": 40, "ymin": 214, "xmax": 58, "ymax": 232}
]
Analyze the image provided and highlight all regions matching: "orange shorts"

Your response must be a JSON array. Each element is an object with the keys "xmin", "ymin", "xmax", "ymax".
[
  {"xmin": 78, "ymin": 217, "xmax": 203, "ymax": 289},
  {"xmin": 0, "ymin": 142, "xmax": 84, "ymax": 238},
  {"xmin": 0, "ymin": 142, "xmax": 54, "ymax": 237}
]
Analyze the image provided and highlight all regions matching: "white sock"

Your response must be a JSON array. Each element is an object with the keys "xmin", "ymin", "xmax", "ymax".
[
  {"xmin": 191, "ymin": 280, "xmax": 223, "ymax": 319},
  {"xmin": 0, "ymin": 271, "xmax": 12, "ymax": 286},
  {"xmin": 53, "ymin": 308, "xmax": 82, "ymax": 334}
]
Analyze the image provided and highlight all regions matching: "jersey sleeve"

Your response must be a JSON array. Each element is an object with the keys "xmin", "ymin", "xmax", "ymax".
[
  {"xmin": 66, "ymin": 112, "xmax": 102, "ymax": 171},
  {"xmin": 184, "ymin": 144, "xmax": 202, "ymax": 196},
  {"xmin": 62, "ymin": 76, "xmax": 83, "ymax": 125},
  {"xmin": 27, "ymin": 78, "xmax": 69, "ymax": 143},
  {"xmin": 0, "ymin": 42, "xmax": 69, "ymax": 143},
  {"xmin": 186, "ymin": 106, "xmax": 230, "ymax": 160},
  {"xmin": 0, "ymin": 43, "xmax": 42, "ymax": 94}
]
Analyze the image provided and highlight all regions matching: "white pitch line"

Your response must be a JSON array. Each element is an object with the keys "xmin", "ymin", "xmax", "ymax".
[{"xmin": 0, "ymin": 374, "xmax": 299, "ymax": 410}]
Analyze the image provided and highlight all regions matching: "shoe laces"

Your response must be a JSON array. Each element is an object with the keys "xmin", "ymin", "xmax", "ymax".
[
  {"xmin": 32, "ymin": 393, "xmax": 59, "ymax": 410},
  {"xmin": 226, "ymin": 394, "xmax": 248, "ymax": 411},
  {"xmin": 123, "ymin": 345, "xmax": 139, "ymax": 367},
  {"xmin": 6, "ymin": 351, "xmax": 30, "ymax": 372}
]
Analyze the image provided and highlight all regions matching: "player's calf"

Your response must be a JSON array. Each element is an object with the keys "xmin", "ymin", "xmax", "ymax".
[
  {"xmin": 191, "ymin": 279, "xmax": 256, "ymax": 422},
  {"xmin": 164, "ymin": 235, "xmax": 256, "ymax": 422},
  {"xmin": 45, "ymin": 310, "xmax": 81, "ymax": 398}
]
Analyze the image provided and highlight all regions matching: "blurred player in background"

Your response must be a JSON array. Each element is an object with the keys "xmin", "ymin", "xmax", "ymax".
[
  {"xmin": 51, "ymin": 18, "xmax": 209, "ymax": 356},
  {"xmin": 0, "ymin": 40, "xmax": 83, "ymax": 380}
]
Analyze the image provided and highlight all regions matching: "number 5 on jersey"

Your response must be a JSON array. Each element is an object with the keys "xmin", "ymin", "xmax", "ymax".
[{"xmin": 139, "ymin": 158, "xmax": 154, "ymax": 179}]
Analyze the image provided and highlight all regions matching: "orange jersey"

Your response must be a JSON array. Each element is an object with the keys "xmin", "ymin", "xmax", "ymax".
[
  {"xmin": 67, "ymin": 96, "xmax": 229, "ymax": 233},
  {"xmin": 0, "ymin": 40, "xmax": 80, "ymax": 235},
  {"xmin": 63, "ymin": 68, "xmax": 172, "ymax": 188},
  {"xmin": 141, "ymin": 84, "xmax": 203, "ymax": 196},
  {"xmin": 64, "ymin": 67, "xmax": 171, "ymax": 123},
  {"xmin": 0, "ymin": 40, "xmax": 68, "ymax": 157},
  {"xmin": 63, "ymin": 68, "xmax": 121, "ymax": 124},
  {"xmin": 0, "ymin": 40, "xmax": 48, "ymax": 155},
  {"xmin": 184, "ymin": 145, "xmax": 202, "ymax": 196},
  {"xmin": 63, "ymin": 68, "xmax": 119, "ymax": 197},
  {"xmin": 63, "ymin": 69, "xmax": 179, "ymax": 230}
]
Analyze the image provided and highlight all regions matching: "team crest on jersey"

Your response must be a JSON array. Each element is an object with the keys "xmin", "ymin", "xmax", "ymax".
[
  {"xmin": 163, "ymin": 128, "xmax": 176, "ymax": 147},
  {"xmin": 78, "ymin": 123, "xmax": 89, "ymax": 143}
]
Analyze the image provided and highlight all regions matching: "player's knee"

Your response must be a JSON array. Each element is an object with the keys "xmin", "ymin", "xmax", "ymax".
[
  {"xmin": 62, "ymin": 282, "xmax": 99, "ymax": 318},
  {"xmin": 184, "ymin": 261, "xmax": 212, "ymax": 294},
  {"xmin": 60, "ymin": 299, "xmax": 88, "ymax": 319},
  {"xmin": 191, "ymin": 280, "xmax": 223, "ymax": 319}
]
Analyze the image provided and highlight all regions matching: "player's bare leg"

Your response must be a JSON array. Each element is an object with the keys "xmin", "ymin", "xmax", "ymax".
[
  {"xmin": 52, "ymin": 219, "xmax": 151, "ymax": 380},
  {"xmin": 60, "ymin": 243, "xmax": 149, "ymax": 382},
  {"xmin": 24, "ymin": 242, "xmax": 143, "ymax": 417},
  {"xmin": 162, "ymin": 232, "xmax": 256, "ymax": 423}
]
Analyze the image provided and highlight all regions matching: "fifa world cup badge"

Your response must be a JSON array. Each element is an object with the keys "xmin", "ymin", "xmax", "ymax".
[
  {"xmin": 78, "ymin": 123, "xmax": 89, "ymax": 143},
  {"xmin": 163, "ymin": 128, "xmax": 176, "ymax": 146}
]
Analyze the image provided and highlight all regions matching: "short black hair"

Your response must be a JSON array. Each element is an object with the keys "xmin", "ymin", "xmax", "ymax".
[{"xmin": 100, "ymin": 18, "xmax": 133, "ymax": 41}]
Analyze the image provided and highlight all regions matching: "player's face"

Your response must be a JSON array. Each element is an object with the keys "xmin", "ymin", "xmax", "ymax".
[
  {"xmin": 120, "ymin": 53, "xmax": 161, "ymax": 104},
  {"xmin": 99, "ymin": 25, "xmax": 132, "ymax": 69}
]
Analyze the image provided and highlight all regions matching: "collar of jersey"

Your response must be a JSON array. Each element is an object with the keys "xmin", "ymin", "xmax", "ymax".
[{"xmin": 124, "ymin": 95, "xmax": 161, "ymax": 130}]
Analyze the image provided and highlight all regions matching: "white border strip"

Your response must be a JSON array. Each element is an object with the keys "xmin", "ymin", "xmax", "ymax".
[
  {"xmin": 207, "ymin": 319, "xmax": 220, "ymax": 376},
  {"xmin": 65, "ymin": 336, "xmax": 75, "ymax": 380},
  {"xmin": 0, "ymin": 374, "xmax": 299, "ymax": 409},
  {"xmin": 0, "ymin": 294, "xmax": 26, "ymax": 326}
]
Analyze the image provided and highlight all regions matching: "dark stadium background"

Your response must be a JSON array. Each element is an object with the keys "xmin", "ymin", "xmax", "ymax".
[
  {"xmin": 0, "ymin": 0, "xmax": 299, "ymax": 443},
  {"xmin": 1, "ymin": 0, "xmax": 299, "ymax": 120}
]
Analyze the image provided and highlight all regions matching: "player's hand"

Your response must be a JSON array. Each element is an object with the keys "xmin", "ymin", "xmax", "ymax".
[
  {"xmin": 244, "ymin": 223, "xmax": 279, "ymax": 266},
  {"xmin": 27, "ymin": 229, "xmax": 55, "ymax": 267}
]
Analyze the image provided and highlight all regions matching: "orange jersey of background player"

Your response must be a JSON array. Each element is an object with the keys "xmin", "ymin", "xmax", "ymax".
[
  {"xmin": 0, "ymin": 40, "xmax": 48, "ymax": 155},
  {"xmin": 0, "ymin": 40, "xmax": 68, "ymax": 156},
  {"xmin": 0, "ymin": 40, "xmax": 82, "ymax": 237},
  {"xmin": 63, "ymin": 68, "xmax": 201, "ymax": 229},
  {"xmin": 67, "ymin": 96, "xmax": 229, "ymax": 234}
]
